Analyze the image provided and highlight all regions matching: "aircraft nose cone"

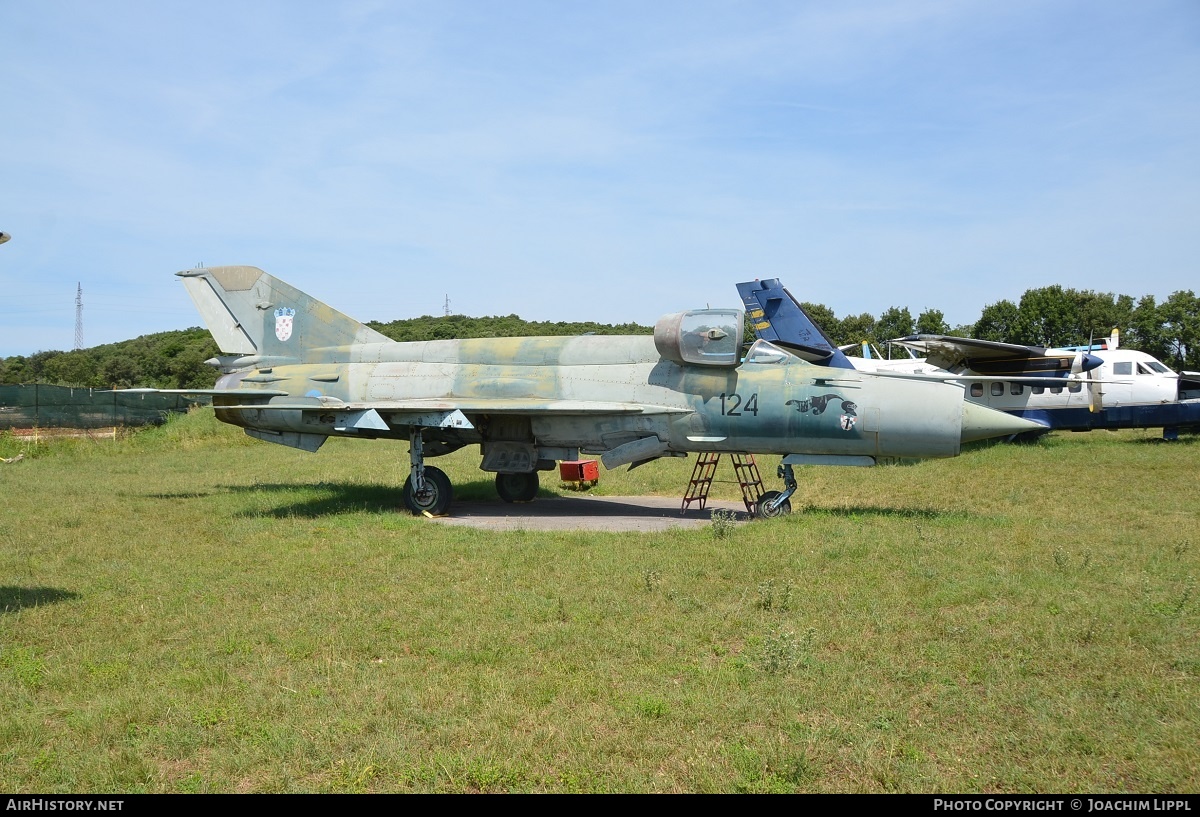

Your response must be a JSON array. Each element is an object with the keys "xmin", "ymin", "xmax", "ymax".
[{"xmin": 960, "ymin": 401, "xmax": 1047, "ymax": 443}]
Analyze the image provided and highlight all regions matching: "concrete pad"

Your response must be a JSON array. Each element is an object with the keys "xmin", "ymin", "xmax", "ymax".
[{"xmin": 427, "ymin": 495, "xmax": 753, "ymax": 532}]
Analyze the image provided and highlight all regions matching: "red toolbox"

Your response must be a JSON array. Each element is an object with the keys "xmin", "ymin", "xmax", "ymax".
[{"xmin": 559, "ymin": 460, "xmax": 600, "ymax": 482}]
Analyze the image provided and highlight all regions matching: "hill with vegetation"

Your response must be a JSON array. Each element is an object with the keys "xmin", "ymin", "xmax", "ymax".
[
  {"xmin": 0, "ymin": 328, "xmax": 221, "ymax": 390},
  {"xmin": 364, "ymin": 314, "xmax": 653, "ymax": 342},
  {"xmin": 2, "ymin": 284, "xmax": 1196, "ymax": 388},
  {"xmin": 0, "ymin": 316, "xmax": 655, "ymax": 390}
]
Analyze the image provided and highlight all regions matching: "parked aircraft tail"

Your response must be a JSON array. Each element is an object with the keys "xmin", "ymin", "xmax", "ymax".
[
  {"xmin": 735, "ymin": 278, "xmax": 855, "ymax": 369},
  {"xmin": 177, "ymin": 265, "xmax": 391, "ymax": 366}
]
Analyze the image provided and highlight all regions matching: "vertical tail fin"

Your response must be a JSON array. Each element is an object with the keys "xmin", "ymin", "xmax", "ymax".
[
  {"xmin": 735, "ymin": 278, "xmax": 855, "ymax": 369},
  {"xmin": 177, "ymin": 266, "xmax": 391, "ymax": 361}
]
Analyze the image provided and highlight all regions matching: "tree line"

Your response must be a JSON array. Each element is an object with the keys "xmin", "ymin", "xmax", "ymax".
[
  {"xmin": 0, "ymin": 315, "xmax": 657, "ymax": 390},
  {"xmin": 821, "ymin": 285, "xmax": 1198, "ymax": 371},
  {"xmin": 2, "ymin": 284, "xmax": 1196, "ymax": 389}
]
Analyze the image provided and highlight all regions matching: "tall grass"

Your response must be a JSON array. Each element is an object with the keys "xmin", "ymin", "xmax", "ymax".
[{"xmin": 1, "ymin": 411, "xmax": 1196, "ymax": 792}]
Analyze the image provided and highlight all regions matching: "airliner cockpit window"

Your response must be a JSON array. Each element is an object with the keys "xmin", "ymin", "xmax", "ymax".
[{"xmin": 1113, "ymin": 362, "xmax": 1133, "ymax": 376}]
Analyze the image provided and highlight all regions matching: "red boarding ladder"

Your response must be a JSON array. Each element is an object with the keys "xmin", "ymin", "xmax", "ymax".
[{"xmin": 681, "ymin": 453, "xmax": 764, "ymax": 515}]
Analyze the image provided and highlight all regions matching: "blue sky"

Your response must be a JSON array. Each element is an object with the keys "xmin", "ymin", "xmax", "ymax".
[{"xmin": 1, "ymin": 0, "xmax": 1197, "ymax": 357}]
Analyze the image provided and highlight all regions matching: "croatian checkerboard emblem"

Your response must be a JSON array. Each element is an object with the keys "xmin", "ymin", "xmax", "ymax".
[{"xmin": 275, "ymin": 307, "xmax": 295, "ymax": 341}]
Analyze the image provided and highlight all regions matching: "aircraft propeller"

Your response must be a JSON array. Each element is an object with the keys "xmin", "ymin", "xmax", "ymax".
[
  {"xmin": 1081, "ymin": 328, "xmax": 1104, "ymax": 413},
  {"xmin": 1071, "ymin": 328, "xmax": 1097, "ymax": 377}
]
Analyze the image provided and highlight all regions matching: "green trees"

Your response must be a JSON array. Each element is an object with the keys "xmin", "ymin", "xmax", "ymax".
[
  {"xmin": 915, "ymin": 309, "xmax": 950, "ymax": 336},
  {"xmin": 974, "ymin": 299, "xmax": 1020, "ymax": 342},
  {"xmin": 795, "ymin": 302, "xmax": 840, "ymax": 347},
  {"xmin": 838, "ymin": 313, "xmax": 876, "ymax": 348},
  {"xmin": 823, "ymin": 286, "xmax": 1197, "ymax": 369},
  {"xmin": 875, "ymin": 307, "xmax": 913, "ymax": 342},
  {"xmin": 0, "ymin": 328, "xmax": 220, "ymax": 389},
  {"xmin": 1123, "ymin": 291, "xmax": 1200, "ymax": 371},
  {"xmin": 967, "ymin": 287, "xmax": 1196, "ymax": 369},
  {"xmin": 366, "ymin": 314, "xmax": 653, "ymax": 342},
  {"xmin": 1006, "ymin": 286, "xmax": 1138, "ymax": 348},
  {"xmin": 1159, "ymin": 290, "xmax": 1200, "ymax": 370},
  {"xmin": 1011, "ymin": 286, "xmax": 1081, "ymax": 347},
  {"xmin": 2, "ymin": 285, "xmax": 1197, "ymax": 389}
]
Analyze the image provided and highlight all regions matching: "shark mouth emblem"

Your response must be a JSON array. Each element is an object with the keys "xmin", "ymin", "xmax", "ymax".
[{"xmin": 786, "ymin": 394, "xmax": 857, "ymax": 417}]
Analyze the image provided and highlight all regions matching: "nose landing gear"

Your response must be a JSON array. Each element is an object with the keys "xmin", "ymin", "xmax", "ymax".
[
  {"xmin": 754, "ymin": 463, "xmax": 798, "ymax": 519},
  {"xmin": 403, "ymin": 430, "xmax": 453, "ymax": 515},
  {"xmin": 403, "ymin": 466, "xmax": 452, "ymax": 515}
]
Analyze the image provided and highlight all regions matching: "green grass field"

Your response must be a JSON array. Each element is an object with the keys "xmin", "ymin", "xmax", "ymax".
[{"xmin": 1, "ymin": 410, "xmax": 1197, "ymax": 793}]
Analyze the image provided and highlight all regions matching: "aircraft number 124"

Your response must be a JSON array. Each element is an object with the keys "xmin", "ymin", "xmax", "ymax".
[{"xmin": 719, "ymin": 392, "xmax": 759, "ymax": 416}]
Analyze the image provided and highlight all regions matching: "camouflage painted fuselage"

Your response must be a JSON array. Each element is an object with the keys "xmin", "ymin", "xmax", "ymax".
[
  {"xmin": 213, "ymin": 333, "xmax": 968, "ymax": 463},
  {"xmin": 175, "ymin": 265, "xmax": 1038, "ymax": 474}
]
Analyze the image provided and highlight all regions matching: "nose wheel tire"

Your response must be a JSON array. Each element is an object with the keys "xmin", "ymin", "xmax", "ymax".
[
  {"xmin": 403, "ymin": 466, "xmax": 453, "ymax": 515},
  {"xmin": 755, "ymin": 490, "xmax": 792, "ymax": 519},
  {"xmin": 496, "ymin": 471, "xmax": 539, "ymax": 503}
]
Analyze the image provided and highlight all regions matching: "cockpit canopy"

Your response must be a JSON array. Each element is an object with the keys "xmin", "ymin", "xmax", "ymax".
[
  {"xmin": 742, "ymin": 338, "xmax": 798, "ymax": 365},
  {"xmin": 654, "ymin": 308, "xmax": 745, "ymax": 367}
]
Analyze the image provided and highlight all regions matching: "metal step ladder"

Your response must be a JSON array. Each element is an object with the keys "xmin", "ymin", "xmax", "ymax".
[
  {"xmin": 730, "ymin": 454, "xmax": 765, "ymax": 512},
  {"xmin": 681, "ymin": 453, "xmax": 765, "ymax": 515}
]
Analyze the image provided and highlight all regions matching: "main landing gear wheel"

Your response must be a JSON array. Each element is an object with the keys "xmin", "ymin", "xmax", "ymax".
[
  {"xmin": 495, "ymin": 471, "xmax": 539, "ymax": 503},
  {"xmin": 755, "ymin": 490, "xmax": 792, "ymax": 519},
  {"xmin": 403, "ymin": 466, "xmax": 453, "ymax": 516}
]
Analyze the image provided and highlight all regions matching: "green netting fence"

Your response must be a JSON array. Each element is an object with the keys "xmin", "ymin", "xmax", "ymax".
[{"xmin": 0, "ymin": 384, "xmax": 207, "ymax": 429}]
